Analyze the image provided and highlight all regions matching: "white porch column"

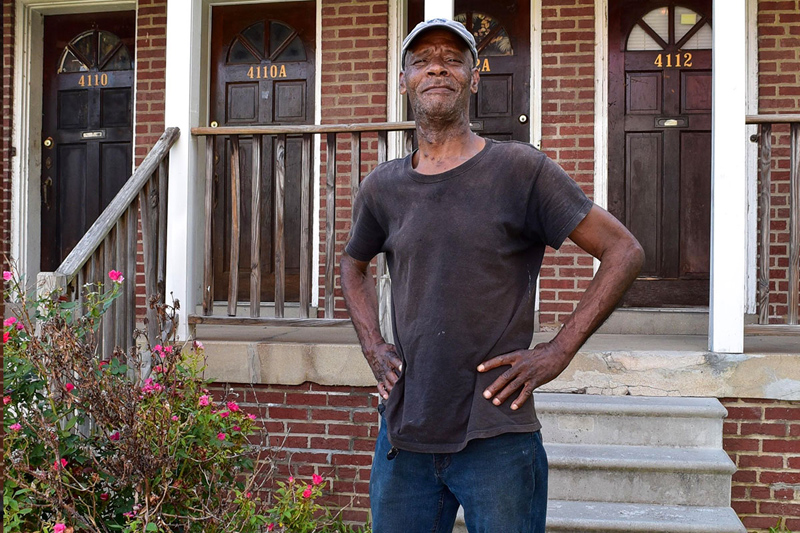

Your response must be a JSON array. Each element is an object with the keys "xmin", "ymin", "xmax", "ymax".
[
  {"xmin": 164, "ymin": 0, "xmax": 205, "ymax": 341},
  {"xmin": 709, "ymin": 0, "xmax": 747, "ymax": 353},
  {"xmin": 424, "ymin": 0, "xmax": 454, "ymax": 20}
]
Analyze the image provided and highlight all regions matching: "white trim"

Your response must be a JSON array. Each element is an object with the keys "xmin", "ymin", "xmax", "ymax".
[
  {"xmin": 388, "ymin": 0, "xmax": 407, "ymax": 159},
  {"xmin": 313, "ymin": 0, "xmax": 322, "ymax": 302},
  {"xmin": 744, "ymin": 0, "xmax": 759, "ymax": 315},
  {"xmin": 531, "ymin": 0, "xmax": 542, "ymax": 150},
  {"xmin": 592, "ymin": 0, "xmax": 609, "ymax": 274},
  {"xmin": 11, "ymin": 0, "xmax": 135, "ymax": 280},
  {"xmin": 709, "ymin": 0, "xmax": 746, "ymax": 353},
  {"xmin": 424, "ymin": 0, "xmax": 454, "ymax": 19}
]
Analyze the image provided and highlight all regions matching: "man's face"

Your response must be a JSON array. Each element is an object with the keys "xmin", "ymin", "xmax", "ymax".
[{"xmin": 400, "ymin": 29, "xmax": 479, "ymax": 122}]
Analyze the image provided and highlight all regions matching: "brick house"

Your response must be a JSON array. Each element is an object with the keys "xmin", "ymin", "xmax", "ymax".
[{"xmin": 2, "ymin": 0, "xmax": 799, "ymax": 530}]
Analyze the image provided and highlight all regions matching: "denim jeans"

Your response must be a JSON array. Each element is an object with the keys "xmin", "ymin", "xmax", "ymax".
[{"xmin": 370, "ymin": 417, "xmax": 548, "ymax": 533}]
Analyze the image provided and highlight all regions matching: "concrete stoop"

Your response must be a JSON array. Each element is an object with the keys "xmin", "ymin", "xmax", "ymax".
[{"xmin": 452, "ymin": 394, "xmax": 746, "ymax": 533}]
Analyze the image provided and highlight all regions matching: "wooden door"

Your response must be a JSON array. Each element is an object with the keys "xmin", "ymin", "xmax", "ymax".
[
  {"xmin": 210, "ymin": 3, "xmax": 315, "ymax": 303},
  {"xmin": 608, "ymin": 1, "xmax": 712, "ymax": 307},
  {"xmin": 40, "ymin": 12, "xmax": 135, "ymax": 272},
  {"xmin": 408, "ymin": 0, "xmax": 531, "ymax": 142}
]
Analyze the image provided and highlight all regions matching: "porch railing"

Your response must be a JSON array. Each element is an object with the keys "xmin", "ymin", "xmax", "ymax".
[
  {"xmin": 746, "ymin": 114, "xmax": 800, "ymax": 334},
  {"xmin": 37, "ymin": 127, "xmax": 180, "ymax": 355},
  {"xmin": 190, "ymin": 122, "xmax": 415, "ymax": 327}
]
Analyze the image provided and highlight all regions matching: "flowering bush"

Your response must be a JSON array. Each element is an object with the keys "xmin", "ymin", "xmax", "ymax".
[{"xmin": 3, "ymin": 269, "xmax": 271, "ymax": 532}]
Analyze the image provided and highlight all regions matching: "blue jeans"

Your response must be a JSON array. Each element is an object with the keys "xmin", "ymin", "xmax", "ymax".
[{"xmin": 370, "ymin": 418, "xmax": 548, "ymax": 533}]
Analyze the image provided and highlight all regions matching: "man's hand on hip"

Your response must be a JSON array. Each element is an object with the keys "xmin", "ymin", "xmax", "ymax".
[
  {"xmin": 477, "ymin": 341, "xmax": 572, "ymax": 411},
  {"xmin": 366, "ymin": 342, "xmax": 403, "ymax": 400}
]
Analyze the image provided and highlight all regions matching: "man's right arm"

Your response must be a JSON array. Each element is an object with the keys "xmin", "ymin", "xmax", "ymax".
[{"xmin": 340, "ymin": 252, "xmax": 402, "ymax": 400}]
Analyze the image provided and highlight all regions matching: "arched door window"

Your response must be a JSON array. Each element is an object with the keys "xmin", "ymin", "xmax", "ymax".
[
  {"xmin": 58, "ymin": 29, "xmax": 132, "ymax": 73},
  {"xmin": 454, "ymin": 12, "xmax": 513, "ymax": 56},
  {"xmin": 227, "ymin": 19, "xmax": 307, "ymax": 64},
  {"xmin": 626, "ymin": 5, "xmax": 711, "ymax": 51}
]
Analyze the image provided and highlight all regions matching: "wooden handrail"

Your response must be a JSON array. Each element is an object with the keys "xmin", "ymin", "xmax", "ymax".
[
  {"xmin": 56, "ymin": 127, "xmax": 181, "ymax": 280},
  {"xmin": 746, "ymin": 114, "xmax": 800, "ymax": 124},
  {"xmin": 191, "ymin": 121, "xmax": 416, "ymax": 136}
]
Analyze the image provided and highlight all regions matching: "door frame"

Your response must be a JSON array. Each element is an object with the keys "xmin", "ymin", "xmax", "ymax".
[{"xmin": 11, "ymin": 0, "xmax": 135, "ymax": 279}]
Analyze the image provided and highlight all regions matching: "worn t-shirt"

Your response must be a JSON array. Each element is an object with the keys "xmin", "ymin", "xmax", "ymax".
[{"xmin": 345, "ymin": 138, "xmax": 593, "ymax": 453}]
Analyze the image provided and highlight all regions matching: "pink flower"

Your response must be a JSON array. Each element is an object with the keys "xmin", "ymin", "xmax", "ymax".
[
  {"xmin": 53, "ymin": 524, "xmax": 66, "ymax": 533},
  {"xmin": 267, "ymin": 524, "xmax": 275, "ymax": 531},
  {"xmin": 98, "ymin": 361, "xmax": 109, "ymax": 370},
  {"xmin": 9, "ymin": 423, "xmax": 21, "ymax": 431},
  {"xmin": 53, "ymin": 458, "xmax": 67, "ymax": 470},
  {"xmin": 226, "ymin": 401, "xmax": 240, "ymax": 412},
  {"xmin": 218, "ymin": 411, "xmax": 229, "ymax": 418},
  {"xmin": 248, "ymin": 413, "xmax": 257, "ymax": 420},
  {"xmin": 65, "ymin": 383, "xmax": 75, "ymax": 393},
  {"xmin": 15, "ymin": 322, "xmax": 23, "ymax": 330},
  {"xmin": 153, "ymin": 365, "xmax": 163, "ymax": 373},
  {"xmin": 164, "ymin": 345, "xmax": 173, "ymax": 354},
  {"xmin": 109, "ymin": 431, "xmax": 120, "ymax": 441},
  {"xmin": 232, "ymin": 425, "xmax": 241, "ymax": 432},
  {"xmin": 217, "ymin": 432, "xmax": 226, "ymax": 440},
  {"xmin": 3, "ymin": 271, "xmax": 12, "ymax": 281},
  {"xmin": 288, "ymin": 476, "xmax": 295, "ymax": 483},
  {"xmin": 246, "ymin": 491, "xmax": 252, "ymax": 498},
  {"xmin": 108, "ymin": 270, "xmax": 124, "ymax": 283},
  {"xmin": 100, "ymin": 492, "xmax": 109, "ymax": 501},
  {"xmin": 302, "ymin": 485, "xmax": 312, "ymax": 498},
  {"xmin": 3, "ymin": 395, "xmax": 10, "ymax": 405},
  {"xmin": 3, "ymin": 331, "xmax": 10, "ymax": 343},
  {"xmin": 198, "ymin": 395, "xmax": 210, "ymax": 407},
  {"xmin": 312, "ymin": 474, "xmax": 323, "ymax": 486},
  {"xmin": 194, "ymin": 340, "xmax": 204, "ymax": 350},
  {"xmin": 171, "ymin": 415, "xmax": 179, "ymax": 421},
  {"xmin": 4, "ymin": 316, "xmax": 17, "ymax": 327}
]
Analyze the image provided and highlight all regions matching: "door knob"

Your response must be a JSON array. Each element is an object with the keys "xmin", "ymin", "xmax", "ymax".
[
  {"xmin": 44, "ymin": 137, "xmax": 53, "ymax": 148},
  {"xmin": 518, "ymin": 114, "xmax": 528, "ymax": 124}
]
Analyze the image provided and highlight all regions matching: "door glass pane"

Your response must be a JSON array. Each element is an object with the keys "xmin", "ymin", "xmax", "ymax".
[
  {"xmin": 229, "ymin": 38, "xmax": 258, "ymax": 63},
  {"xmin": 627, "ymin": 25, "xmax": 663, "ymax": 51},
  {"xmin": 455, "ymin": 12, "xmax": 513, "ymax": 56},
  {"xmin": 682, "ymin": 23, "xmax": 712, "ymax": 49},
  {"xmin": 276, "ymin": 35, "xmax": 306, "ymax": 61},
  {"xmin": 59, "ymin": 49, "xmax": 89, "ymax": 72},
  {"xmin": 99, "ymin": 31, "xmax": 120, "ymax": 62},
  {"xmin": 641, "ymin": 6, "xmax": 669, "ymax": 43},
  {"xmin": 674, "ymin": 7, "xmax": 700, "ymax": 42},
  {"xmin": 104, "ymin": 45, "xmax": 132, "ymax": 71},
  {"xmin": 242, "ymin": 21, "xmax": 266, "ymax": 57},
  {"xmin": 269, "ymin": 21, "xmax": 294, "ymax": 56},
  {"xmin": 72, "ymin": 31, "xmax": 95, "ymax": 66}
]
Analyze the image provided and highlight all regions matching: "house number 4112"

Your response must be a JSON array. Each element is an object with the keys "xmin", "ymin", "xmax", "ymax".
[{"xmin": 654, "ymin": 52, "xmax": 693, "ymax": 68}]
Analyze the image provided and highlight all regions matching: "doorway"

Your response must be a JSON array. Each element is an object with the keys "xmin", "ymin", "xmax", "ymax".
[
  {"xmin": 210, "ymin": 2, "xmax": 316, "ymax": 303},
  {"xmin": 40, "ymin": 11, "xmax": 135, "ymax": 272},
  {"xmin": 608, "ymin": 1, "xmax": 713, "ymax": 307}
]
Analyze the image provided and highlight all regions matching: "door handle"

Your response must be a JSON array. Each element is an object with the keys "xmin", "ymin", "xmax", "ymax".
[{"xmin": 42, "ymin": 177, "xmax": 53, "ymax": 210}]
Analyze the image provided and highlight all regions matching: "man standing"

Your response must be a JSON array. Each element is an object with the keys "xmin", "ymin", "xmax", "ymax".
[{"xmin": 340, "ymin": 18, "xmax": 644, "ymax": 533}]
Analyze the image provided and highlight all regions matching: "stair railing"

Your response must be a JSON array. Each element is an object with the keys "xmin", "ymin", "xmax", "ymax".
[{"xmin": 37, "ymin": 127, "xmax": 181, "ymax": 357}]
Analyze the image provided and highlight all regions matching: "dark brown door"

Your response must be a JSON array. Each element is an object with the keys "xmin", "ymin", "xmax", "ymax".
[
  {"xmin": 608, "ymin": 1, "xmax": 712, "ymax": 307},
  {"xmin": 41, "ymin": 12, "xmax": 135, "ymax": 271},
  {"xmin": 408, "ymin": 0, "xmax": 531, "ymax": 142},
  {"xmin": 210, "ymin": 3, "xmax": 315, "ymax": 303}
]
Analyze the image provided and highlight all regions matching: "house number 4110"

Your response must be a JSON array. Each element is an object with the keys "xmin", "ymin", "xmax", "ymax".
[{"xmin": 654, "ymin": 52, "xmax": 693, "ymax": 68}]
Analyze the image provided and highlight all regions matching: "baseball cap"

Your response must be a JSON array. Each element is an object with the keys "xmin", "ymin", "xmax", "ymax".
[{"xmin": 401, "ymin": 18, "xmax": 479, "ymax": 68}]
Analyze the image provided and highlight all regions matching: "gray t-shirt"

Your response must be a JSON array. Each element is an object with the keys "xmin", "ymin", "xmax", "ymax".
[{"xmin": 345, "ymin": 138, "xmax": 593, "ymax": 453}]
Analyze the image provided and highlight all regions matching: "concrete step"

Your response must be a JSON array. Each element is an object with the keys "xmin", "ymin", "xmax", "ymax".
[
  {"xmin": 595, "ymin": 308, "xmax": 709, "ymax": 335},
  {"xmin": 535, "ymin": 393, "xmax": 726, "ymax": 448},
  {"xmin": 547, "ymin": 443, "xmax": 735, "ymax": 506},
  {"xmin": 453, "ymin": 501, "xmax": 745, "ymax": 533}
]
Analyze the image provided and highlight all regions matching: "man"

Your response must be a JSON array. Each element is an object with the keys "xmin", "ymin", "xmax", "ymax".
[{"xmin": 340, "ymin": 18, "xmax": 644, "ymax": 533}]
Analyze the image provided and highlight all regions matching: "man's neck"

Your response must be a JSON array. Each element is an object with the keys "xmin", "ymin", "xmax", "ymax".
[{"xmin": 412, "ymin": 116, "xmax": 485, "ymax": 175}]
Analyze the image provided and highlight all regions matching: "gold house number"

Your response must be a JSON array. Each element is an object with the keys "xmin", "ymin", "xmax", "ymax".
[
  {"xmin": 654, "ymin": 52, "xmax": 693, "ymax": 68},
  {"xmin": 247, "ymin": 64, "xmax": 288, "ymax": 79},
  {"xmin": 78, "ymin": 73, "xmax": 109, "ymax": 87}
]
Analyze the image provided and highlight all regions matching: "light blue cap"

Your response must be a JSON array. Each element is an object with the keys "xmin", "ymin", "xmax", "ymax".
[{"xmin": 401, "ymin": 18, "xmax": 479, "ymax": 68}]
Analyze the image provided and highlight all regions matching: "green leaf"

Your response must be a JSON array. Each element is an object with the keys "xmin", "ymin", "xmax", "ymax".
[{"xmin": 145, "ymin": 523, "xmax": 158, "ymax": 532}]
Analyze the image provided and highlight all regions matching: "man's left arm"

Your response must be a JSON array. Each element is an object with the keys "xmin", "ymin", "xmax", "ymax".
[{"xmin": 478, "ymin": 204, "xmax": 644, "ymax": 410}]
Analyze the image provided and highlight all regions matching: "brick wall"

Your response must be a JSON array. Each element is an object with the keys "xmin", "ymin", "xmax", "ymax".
[
  {"xmin": 318, "ymin": 0, "xmax": 389, "ymax": 318},
  {"xmin": 722, "ymin": 398, "xmax": 800, "ymax": 532},
  {"xmin": 757, "ymin": 0, "xmax": 800, "ymax": 323},
  {"xmin": 133, "ymin": 0, "xmax": 167, "ymax": 316},
  {"xmin": 2, "ymin": 0, "xmax": 14, "ymax": 268},
  {"xmin": 537, "ymin": 0, "xmax": 596, "ymax": 328},
  {"xmin": 209, "ymin": 382, "xmax": 378, "ymax": 523}
]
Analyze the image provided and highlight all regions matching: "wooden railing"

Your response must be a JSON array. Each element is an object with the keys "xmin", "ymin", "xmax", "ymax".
[
  {"xmin": 37, "ymin": 128, "xmax": 180, "ymax": 355},
  {"xmin": 190, "ymin": 122, "xmax": 415, "ymax": 326},
  {"xmin": 746, "ymin": 114, "xmax": 800, "ymax": 334}
]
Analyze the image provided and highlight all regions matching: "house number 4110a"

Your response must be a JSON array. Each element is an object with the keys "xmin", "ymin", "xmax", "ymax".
[
  {"xmin": 247, "ymin": 65, "xmax": 288, "ymax": 79},
  {"xmin": 654, "ymin": 52, "xmax": 693, "ymax": 68}
]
